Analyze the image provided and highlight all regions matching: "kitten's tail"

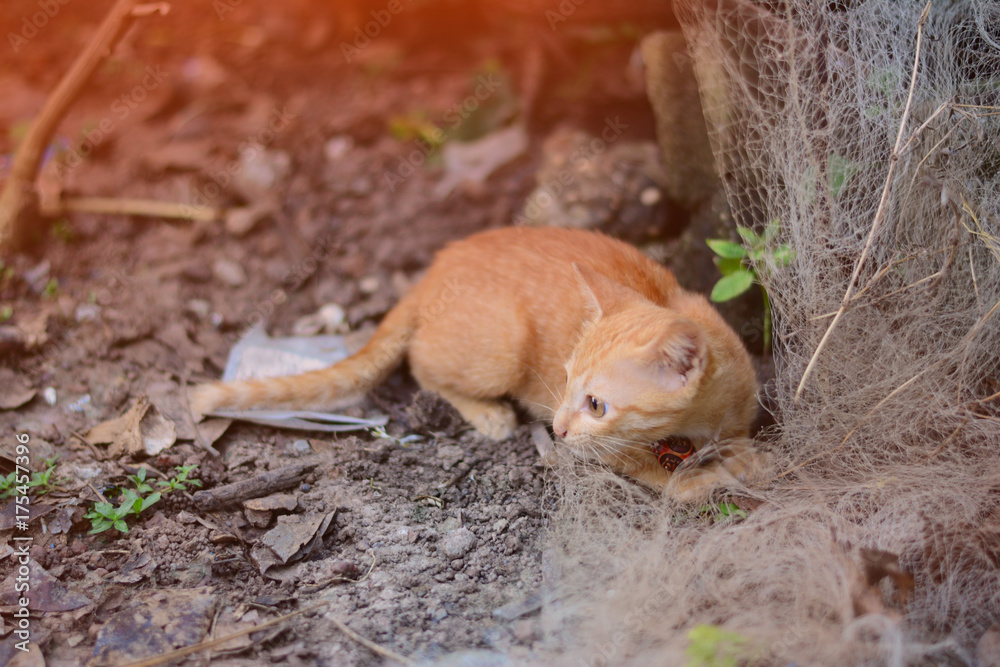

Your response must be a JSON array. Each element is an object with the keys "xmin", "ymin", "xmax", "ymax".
[{"xmin": 189, "ymin": 291, "xmax": 419, "ymax": 418}]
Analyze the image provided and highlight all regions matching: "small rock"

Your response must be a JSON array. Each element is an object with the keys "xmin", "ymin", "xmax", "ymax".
[
  {"xmin": 181, "ymin": 263, "xmax": 213, "ymax": 283},
  {"xmin": 437, "ymin": 445, "xmax": 465, "ymax": 461},
  {"xmin": 348, "ymin": 176, "xmax": 373, "ymax": 196},
  {"xmin": 325, "ymin": 136, "xmax": 354, "ymax": 162},
  {"xmin": 440, "ymin": 527, "xmax": 477, "ymax": 559},
  {"xmin": 493, "ymin": 519, "xmax": 509, "ymax": 534},
  {"xmin": 640, "ymin": 186, "xmax": 662, "ymax": 206},
  {"xmin": 231, "ymin": 148, "xmax": 291, "ymax": 202},
  {"xmin": 318, "ymin": 303, "xmax": 346, "ymax": 332},
  {"xmin": 75, "ymin": 303, "xmax": 101, "ymax": 323},
  {"xmin": 358, "ymin": 276, "xmax": 380, "ymax": 295},
  {"xmin": 42, "ymin": 387, "xmax": 57, "ymax": 406},
  {"xmin": 395, "ymin": 527, "xmax": 417, "ymax": 544},
  {"xmin": 212, "ymin": 258, "xmax": 247, "ymax": 287},
  {"xmin": 186, "ymin": 299, "xmax": 211, "ymax": 319},
  {"xmin": 291, "ymin": 439, "xmax": 312, "ymax": 454}
]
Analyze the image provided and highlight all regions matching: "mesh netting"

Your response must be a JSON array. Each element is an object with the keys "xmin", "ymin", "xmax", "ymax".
[{"xmin": 539, "ymin": 1, "xmax": 1000, "ymax": 664}]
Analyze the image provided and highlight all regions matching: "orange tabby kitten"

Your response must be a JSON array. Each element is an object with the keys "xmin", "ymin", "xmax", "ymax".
[{"xmin": 191, "ymin": 227, "xmax": 762, "ymax": 500}]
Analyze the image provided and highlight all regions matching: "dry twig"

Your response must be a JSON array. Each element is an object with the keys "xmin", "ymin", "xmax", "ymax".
[
  {"xmin": 0, "ymin": 0, "xmax": 167, "ymax": 252},
  {"xmin": 794, "ymin": 2, "xmax": 932, "ymax": 403}
]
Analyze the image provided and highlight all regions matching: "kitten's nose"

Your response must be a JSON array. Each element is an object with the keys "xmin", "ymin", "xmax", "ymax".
[{"xmin": 552, "ymin": 413, "xmax": 568, "ymax": 439}]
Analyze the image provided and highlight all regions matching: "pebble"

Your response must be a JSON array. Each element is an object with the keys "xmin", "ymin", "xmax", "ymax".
[
  {"xmin": 358, "ymin": 276, "xmax": 380, "ymax": 295},
  {"xmin": 212, "ymin": 258, "xmax": 247, "ymax": 287},
  {"xmin": 75, "ymin": 303, "xmax": 101, "ymax": 323},
  {"xmin": 182, "ymin": 263, "xmax": 213, "ymax": 283},
  {"xmin": 325, "ymin": 136, "xmax": 353, "ymax": 162},
  {"xmin": 493, "ymin": 519, "xmax": 509, "ymax": 534},
  {"xmin": 186, "ymin": 299, "xmax": 211, "ymax": 319},
  {"xmin": 640, "ymin": 186, "xmax": 662, "ymax": 206},
  {"xmin": 440, "ymin": 527, "xmax": 477, "ymax": 559},
  {"xmin": 42, "ymin": 387, "xmax": 57, "ymax": 406},
  {"xmin": 318, "ymin": 303, "xmax": 346, "ymax": 332},
  {"xmin": 291, "ymin": 439, "xmax": 312, "ymax": 454},
  {"xmin": 348, "ymin": 176, "xmax": 373, "ymax": 196},
  {"xmin": 232, "ymin": 149, "xmax": 290, "ymax": 201}
]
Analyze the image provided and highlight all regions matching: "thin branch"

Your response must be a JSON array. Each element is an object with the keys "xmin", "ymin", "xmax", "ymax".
[
  {"xmin": 111, "ymin": 602, "xmax": 330, "ymax": 667},
  {"xmin": 795, "ymin": 2, "xmax": 932, "ymax": 403},
  {"xmin": 0, "ymin": 0, "xmax": 166, "ymax": 251},
  {"xmin": 54, "ymin": 196, "xmax": 220, "ymax": 223}
]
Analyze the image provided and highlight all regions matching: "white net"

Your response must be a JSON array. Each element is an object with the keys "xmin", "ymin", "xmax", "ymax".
[{"xmin": 539, "ymin": 1, "xmax": 1000, "ymax": 664}]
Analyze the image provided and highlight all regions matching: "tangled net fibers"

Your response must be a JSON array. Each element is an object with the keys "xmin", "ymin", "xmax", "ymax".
[{"xmin": 539, "ymin": 1, "xmax": 1000, "ymax": 665}]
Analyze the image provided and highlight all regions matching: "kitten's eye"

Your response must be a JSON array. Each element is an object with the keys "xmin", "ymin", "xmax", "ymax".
[{"xmin": 586, "ymin": 395, "xmax": 606, "ymax": 418}]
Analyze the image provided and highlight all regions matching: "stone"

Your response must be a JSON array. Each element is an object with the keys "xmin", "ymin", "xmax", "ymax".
[
  {"xmin": 212, "ymin": 258, "xmax": 247, "ymax": 287},
  {"xmin": 440, "ymin": 527, "xmax": 477, "ymax": 559}
]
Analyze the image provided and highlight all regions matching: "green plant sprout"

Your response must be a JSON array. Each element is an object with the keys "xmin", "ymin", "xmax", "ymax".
[
  {"xmin": 51, "ymin": 218, "xmax": 75, "ymax": 243},
  {"xmin": 0, "ymin": 457, "xmax": 63, "ymax": 499},
  {"xmin": 707, "ymin": 219, "xmax": 792, "ymax": 352},
  {"xmin": 157, "ymin": 465, "xmax": 203, "ymax": 493},
  {"xmin": 126, "ymin": 467, "xmax": 155, "ymax": 494},
  {"xmin": 86, "ymin": 465, "xmax": 202, "ymax": 535},
  {"xmin": 698, "ymin": 502, "xmax": 748, "ymax": 522},
  {"xmin": 388, "ymin": 111, "xmax": 446, "ymax": 149},
  {"xmin": 42, "ymin": 277, "xmax": 60, "ymax": 300},
  {"xmin": 85, "ymin": 489, "xmax": 160, "ymax": 534},
  {"xmin": 685, "ymin": 624, "xmax": 752, "ymax": 667}
]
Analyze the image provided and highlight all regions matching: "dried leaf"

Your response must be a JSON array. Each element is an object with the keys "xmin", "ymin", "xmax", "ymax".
[{"xmin": 86, "ymin": 396, "xmax": 177, "ymax": 458}]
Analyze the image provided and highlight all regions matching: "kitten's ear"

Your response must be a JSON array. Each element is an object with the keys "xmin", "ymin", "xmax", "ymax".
[
  {"xmin": 573, "ymin": 263, "xmax": 645, "ymax": 319},
  {"xmin": 649, "ymin": 320, "xmax": 708, "ymax": 392}
]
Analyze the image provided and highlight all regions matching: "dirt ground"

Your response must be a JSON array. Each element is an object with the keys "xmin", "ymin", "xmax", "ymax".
[{"xmin": 0, "ymin": 1, "xmax": 753, "ymax": 664}]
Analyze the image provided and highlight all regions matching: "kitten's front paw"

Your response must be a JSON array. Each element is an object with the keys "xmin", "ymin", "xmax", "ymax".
[
  {"xmin": 665, "ymin": 438, "xmax": 769, "ymax": 503},
  {"xmin": 471, "ymin": 404, "xmax": 518, "ymax": 440}
]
